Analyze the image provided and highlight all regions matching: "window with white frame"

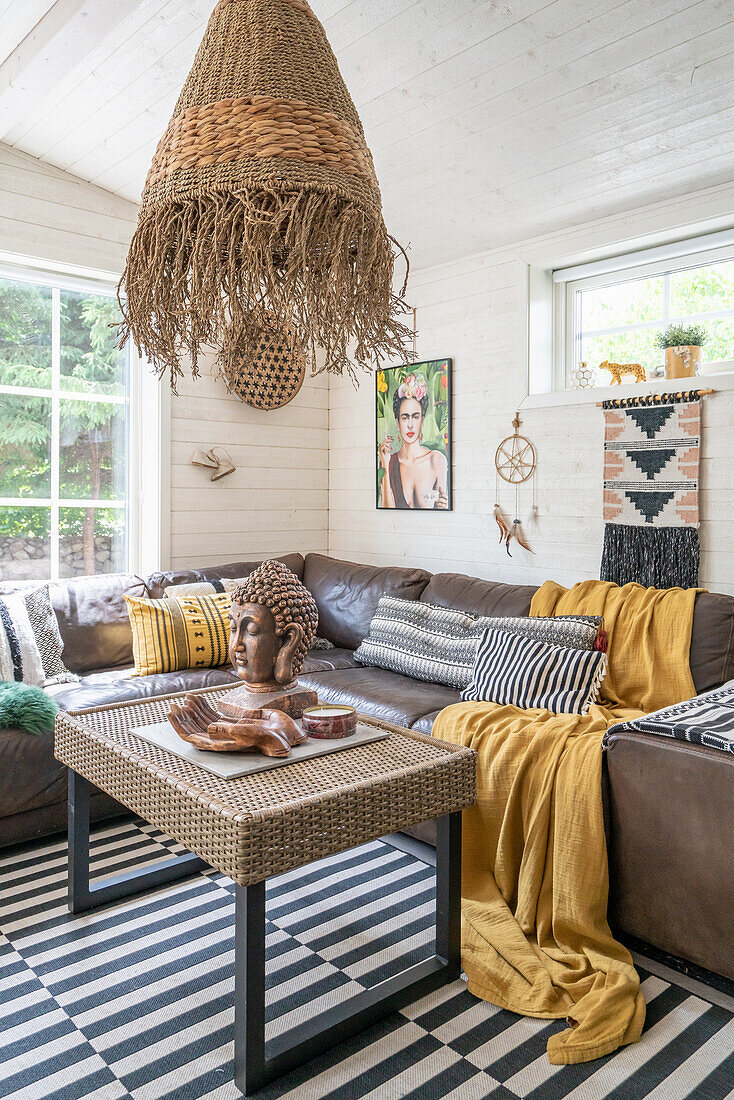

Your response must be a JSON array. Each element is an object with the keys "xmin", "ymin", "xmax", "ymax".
[
  {"xmin": 553, "ymin": 234, "xmax": 734, "ymax": 390},
  {"xmin": 0, "ymin": 265, "xmax": 131, "ymax": 583}
]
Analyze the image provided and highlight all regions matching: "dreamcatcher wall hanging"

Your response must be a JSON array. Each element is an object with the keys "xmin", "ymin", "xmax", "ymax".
[{"xmin": 494, "ymin": 414, "xmax": 537, "ymax": 555}]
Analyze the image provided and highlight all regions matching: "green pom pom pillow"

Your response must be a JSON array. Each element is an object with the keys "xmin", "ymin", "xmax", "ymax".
[{"xmin": 0, "ymin": 681, "xmax": 59, "ymax": 735}]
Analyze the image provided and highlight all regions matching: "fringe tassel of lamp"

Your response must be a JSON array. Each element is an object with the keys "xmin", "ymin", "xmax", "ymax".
[{"xmin": 118, "ymin": 0, "xmax": 413, "ymax": 389}]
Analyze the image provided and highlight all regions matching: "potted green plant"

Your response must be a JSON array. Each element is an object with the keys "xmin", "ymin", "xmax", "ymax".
[{"xmin": 654, "ymin": 324, "xmax": 708, "ymax": 379}]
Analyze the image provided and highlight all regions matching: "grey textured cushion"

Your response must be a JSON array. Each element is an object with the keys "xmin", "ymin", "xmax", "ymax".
[
  {"xmin": 162, "ymin": 578, "xmax": 248, "ymax": 598},
  {"xmin": 354, "ymin": 595, "xmax": 601, "ymax": 690}
]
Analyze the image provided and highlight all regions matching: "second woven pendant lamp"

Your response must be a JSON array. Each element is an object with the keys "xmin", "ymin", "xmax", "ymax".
[{"xmin": 120, "ymin": 0, "xmax": 412, "ymax": 388}]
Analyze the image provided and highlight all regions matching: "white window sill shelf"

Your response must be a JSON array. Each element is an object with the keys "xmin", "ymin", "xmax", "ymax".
[{"xmin": 520, "ymin": 368, "xmax": 734, "ymax": 410}]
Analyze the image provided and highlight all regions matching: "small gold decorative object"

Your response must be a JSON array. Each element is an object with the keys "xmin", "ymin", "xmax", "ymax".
[
  {"xmin": 570, "ymin": 361, "xmax": 597, "ymax": 389},
  {"xmin": 599, "ymin": 360, "xmax": 646, "ymax": 385},
  {"xmin": 665, "ymin": 345, "xmax": 702, "ymax": 379}
]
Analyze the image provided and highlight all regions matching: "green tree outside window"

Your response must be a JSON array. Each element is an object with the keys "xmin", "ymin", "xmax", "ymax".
[{"xmin": 0, "ymin": 278, "xmax": 128, "ymax": 578}]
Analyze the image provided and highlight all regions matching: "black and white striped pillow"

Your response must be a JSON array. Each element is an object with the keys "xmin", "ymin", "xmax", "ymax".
[{"xmin": 462, "ymin": 626, "xmax": 608, "ymax": 715}]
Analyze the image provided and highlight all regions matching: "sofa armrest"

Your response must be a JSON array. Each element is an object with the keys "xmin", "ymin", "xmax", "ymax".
[{"xmin": 603, "ymin": 729, "xmax": 734, "ymax": 979}]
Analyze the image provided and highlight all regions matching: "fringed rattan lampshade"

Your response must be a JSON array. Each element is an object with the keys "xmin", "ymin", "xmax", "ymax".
[{"xmin": 119, "ymin": 0, "xmax": 412, "ymax": 388}]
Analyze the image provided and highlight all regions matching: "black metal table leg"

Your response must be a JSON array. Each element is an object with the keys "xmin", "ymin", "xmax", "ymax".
[
  {"xmin": 234, "ymin": 810, "xmax": 462, "ymax": 1096},
  {"xmin": 435, "ymin": 811, "xmax": 462, "ymax": 973},
  {"xmin": 234, "ymin": 881, "xmax": 267, "ymax": 1095},
  {"xmin": 67, "ymin": 769, "xmax": 208, "ymax": 914}
]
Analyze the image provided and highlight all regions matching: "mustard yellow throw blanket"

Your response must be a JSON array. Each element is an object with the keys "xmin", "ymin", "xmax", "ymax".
[{"xmin": 433, "ymin": 580, "xmax": 698, "ymax": 1065}]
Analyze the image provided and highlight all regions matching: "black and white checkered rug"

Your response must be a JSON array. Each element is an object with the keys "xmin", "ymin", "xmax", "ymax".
[{"xmin": 1, "ymin": 820, "xmax": 732, "ymax": 1100}]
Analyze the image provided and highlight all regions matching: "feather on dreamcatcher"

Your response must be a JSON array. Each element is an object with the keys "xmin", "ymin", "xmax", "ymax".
[{"xmin": 494, "ymin": 414, "xmax": 537, "ymax": 556}]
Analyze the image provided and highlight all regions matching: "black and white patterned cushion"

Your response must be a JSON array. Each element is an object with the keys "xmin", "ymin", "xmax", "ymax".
[
  {"xmin": 605, "ymin": 680, "xmax": 734, "ymax": 753},
  {"xmin": 484, "ymin": 614, "xmax": 602, "ymax": 650},
  {"xmin": 461, "ymin": 626, "xmax": 608, "ymax": 714},
  {"xmin": 0, "ymin": 592, "xmax": 45, "ymax": 685},
  {"xmin": 354, "ymin": 595, "xmax": 601, "ymax": 690},
  {"xmin": 0, "ymin": 586, "xmax": 77, "ymax": 687},
  {"xmin": 24, "ymin": 585, "xmax": 77, "ymax": 685}
]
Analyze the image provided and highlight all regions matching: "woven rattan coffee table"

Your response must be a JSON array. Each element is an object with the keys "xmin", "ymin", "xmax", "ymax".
[{"xmin": 55, "ymin": 683, "xmax": 476, "ymax": 1095}]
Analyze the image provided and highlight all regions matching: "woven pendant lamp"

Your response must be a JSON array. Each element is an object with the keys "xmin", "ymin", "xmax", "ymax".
[{"xmin": 119, "ymin": 0, "xmax": 412, "ymax": 388}]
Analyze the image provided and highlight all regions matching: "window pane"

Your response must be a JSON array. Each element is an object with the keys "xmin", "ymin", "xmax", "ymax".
[
  {"xmin": 670, "ymin": 260, "xmax": 734, "ymax": 317},
  {"xmin": 59, "ymin": 506, "xmax": 126, "ymax": 578},
  {"xmin": 699, "ymin": 317, "xmax": 734, "ymax": 363},
  {"xmin": 0, "ymin": 278, "xmax": 52, "ymax": 389},
  {"xmin": 59, "ymin": 399, "xmax": 126, "ymax": 500},
  {"xmin": 581, "ymin": 329, "xmax": 661, "ymax": 382},
  {"xmin": 60, "ymin": 290, "xmax": 126, "ymax": 396},
  {"xmin": 578, "ymin": 276, "xmax": 664, "ymax": 331},
  {"xmin": 0, "ymin": 393, "xmax": 51, "ymax": 497},
  {"xmin": 0, "ymin": 506, "xmax": 51, "ymax": 582}
]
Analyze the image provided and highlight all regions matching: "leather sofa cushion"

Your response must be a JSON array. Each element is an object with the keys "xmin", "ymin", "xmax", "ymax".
[
  {"xmin": 45, "ymin": 644, "xmax": 348, "ymax": 712},
  {"xmin": 690, "ymin": 591, "xmax": 734, "ymax": 693},
  {"xmin": 0, "ymin": 724, "xmax": 122, "ymax": 835},
  {"xmin": 0, "ymin": 726, "xmax": 68, "ymax": 817},
  {"xmin": 146, "ymin": 553, "xmax": 305, "ymax": 599},
  {"xmin": 421, "ymin": 572, "xmax": 537, "ymax": 618},
  {"xmin": 0, "ymin": 791, "xmax": 123, "ymax": 850},
  {"xmin": 46, "ymin": 665, "xmax": 239, "ymax": 711},
  {"xmin": 301, "ymin": 648, "xmax": 359, "ymax": 674},
  {"xmin": 411, "ymin": 709, "xmax": 443, "ymax": 735},
  {"xmin": 49, "ymin": 572, "xmax": 147, "ymax": 674},
  {"xmin": 303, "ymin": 554, "xmax": 431, "ymax": 650},
  {"xmin": 297, "ymin": 666, "xmax": 460, "ymax": 728}
]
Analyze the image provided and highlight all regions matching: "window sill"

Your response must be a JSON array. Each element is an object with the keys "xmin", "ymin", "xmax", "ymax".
[{"xmin": 520, "ymin": 368, "xmax": 734, "ymax": 410}]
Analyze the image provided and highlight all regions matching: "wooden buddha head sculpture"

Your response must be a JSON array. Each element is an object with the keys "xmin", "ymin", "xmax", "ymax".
[{"xmin": 228, "ymin": 560, "xmax": 318, "ymax": 692}]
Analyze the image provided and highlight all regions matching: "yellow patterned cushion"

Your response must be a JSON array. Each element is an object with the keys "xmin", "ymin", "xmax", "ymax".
[{"xmin": 124, "ymin": 592, "xmax": 232, "ymax": 676}]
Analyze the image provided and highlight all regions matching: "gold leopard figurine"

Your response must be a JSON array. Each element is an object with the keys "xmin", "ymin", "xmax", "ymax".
[{"xmin": 599, "ymin": 360, "xmax": 646, "ymax": 385}]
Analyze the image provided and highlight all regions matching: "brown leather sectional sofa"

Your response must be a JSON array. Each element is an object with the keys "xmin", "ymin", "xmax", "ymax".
[{"xmin": 2, "ymin": 552, "xmax": 732, "ymax": 982}]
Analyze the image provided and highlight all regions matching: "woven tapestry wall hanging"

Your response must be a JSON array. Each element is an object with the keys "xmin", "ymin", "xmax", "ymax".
[
  {"xmin": 600, "ymin": 392, "xmax": 701, "ymax": 588},
  {"xmin": 119, "ymin": 0, "xmax": 412, "ymax": 390}
]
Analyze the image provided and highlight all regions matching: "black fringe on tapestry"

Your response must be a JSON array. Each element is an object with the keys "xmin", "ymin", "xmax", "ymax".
[{"xmin": 601, "ymin": 524, "xmax": 700, "ymax": 589}]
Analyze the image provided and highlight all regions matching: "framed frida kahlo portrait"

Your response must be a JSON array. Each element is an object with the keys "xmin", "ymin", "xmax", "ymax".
[{"xmin": 376, "ymin": 359, "xmax": 452, "ymax": 510}]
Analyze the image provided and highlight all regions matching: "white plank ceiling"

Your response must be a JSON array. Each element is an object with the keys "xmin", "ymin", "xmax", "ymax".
[{"xmin": 1, "ymin": 0, "xmax": 734, "ymax": 268}]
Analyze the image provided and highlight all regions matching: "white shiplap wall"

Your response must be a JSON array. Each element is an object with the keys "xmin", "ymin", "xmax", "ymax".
[
  {"xmin": 169, "ymin": 354, "xmax": 329, "ymax": 570},
  {"xmin": 328, "ymin": 192, "xmax": 734, "ymax": 596},
  {"xmin": 0, "ymin": 141, "xmax": 136, "ymax": 272},
  {"xmin": 0, "ymin": 142, "xmax": 330, "ymax": 573},
  {"xmin": 329, "ymin": 255, "xmax": 543, "ymax": 583}
]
